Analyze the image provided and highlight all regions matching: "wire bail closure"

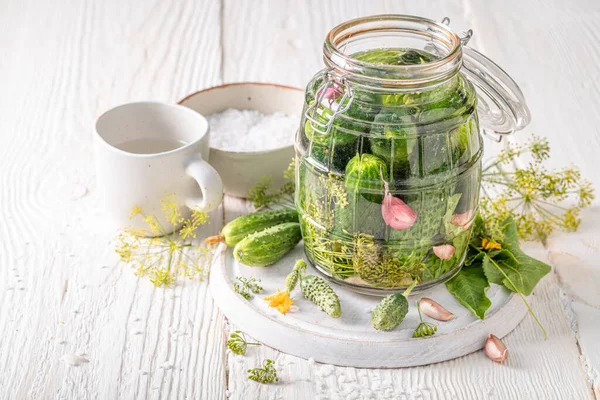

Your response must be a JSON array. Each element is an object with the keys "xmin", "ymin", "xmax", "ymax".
[
  {"xmin": 441, "ymin": 17, "xmax": 530, "ymax": 142},
  {"xmin": 304, "ymin": 68, "xmax": 355, "ymax": 135}
]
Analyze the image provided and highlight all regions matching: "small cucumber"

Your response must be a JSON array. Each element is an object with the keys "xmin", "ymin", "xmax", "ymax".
[
  {"xmin": 370, "ymin": 281, "xmax": 417, "ymax": 331},
  {"xmin": 300, "ymin": 275, "xmax": 341, "ymax": 318},
  {"xmin": 285, "ymin": 260, "xmax": 306, "ymax": 293},
  {"xmin": 370, "ymin": 294, "xmax": 409, "ymax": 331},
  {"xmin": 233, "ymin": 222, "xmax": 302, "ymax": 267},
  {"xmin": 209, "ymin": 209, "xmax": 298, "ymax": 247}
]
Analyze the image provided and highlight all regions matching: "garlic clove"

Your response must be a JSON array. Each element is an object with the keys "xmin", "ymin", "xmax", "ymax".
[
  {"xmin": 419, "ymin": 298, "xmax": 455, "ymax": 321},
  {"xmin": 433, "ymin": 244, "xmax": 455, "ymax": 260},
  {"xmin": 318, "ymin": 87, "xmax": 342, "ymax": 104},
  {"xmin": 485, "ymin": 334, "xmax": 508, "ymax": 362},
  {"xmin": 451, "ymin": 210, "xmax": 474, "ymax": 230},
  {"xmin": 381, "ymin": 181, "xmax": 417, "ymax": 230}
]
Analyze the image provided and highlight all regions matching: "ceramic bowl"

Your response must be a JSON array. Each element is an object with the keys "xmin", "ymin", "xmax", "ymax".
[{"xmin": 179, "ymin": 83, "xmax": 303, "ymax": 198}]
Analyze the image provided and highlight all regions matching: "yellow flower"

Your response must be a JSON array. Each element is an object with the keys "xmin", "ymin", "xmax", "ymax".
[
  {"xmin": 129, "ymin": 205, "xmax": 142, "ymax": 219},
  {"xmin": 162, "ymin": 193, "xmax": 183, "ymax": 226},
  {"xmin": 149, "ymin": 268, "xmax": 176, "ymax": 287},
  {"xmin": 264, "ymin": 290, "xmax": 294, "ymax": 314},
  {"xmin": 144, "ymin": 215, "xmax": 161, "ymax": 234},
  {"xmin": 116, "ymin": 193, "xmax": 212, "ymax": 288},
  {"xmin": 482, "ymin": 238, "xmax": 502, "ymax": 251}
]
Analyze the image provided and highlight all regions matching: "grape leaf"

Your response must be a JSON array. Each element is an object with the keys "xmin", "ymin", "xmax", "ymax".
[
  {"xmin": 482, "ymin": 218, "xmax": 551, "ymax": 296},
  {"xmin": 445, "ymin": 264, "xmax": 491, "ymax": 319}
]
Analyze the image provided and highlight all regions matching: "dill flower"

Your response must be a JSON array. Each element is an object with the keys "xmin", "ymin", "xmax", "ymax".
[
  {"xmin": 115, "ymin": 193, "xmax": 213, "ymax": 287},
  {"xmin": 247, "ymin": 359, "xmax": 278, "ymax": 384},
  {"xmin": 227, "ymin": 330, "xmax": 261, "ymax": 355},
  {"xmin": 247, "ymin": 159, "xmax": 296, "ymax": 209},
  {"xmin": 482, "ymin": 135, "xmax": 593, "ymax": 242}
]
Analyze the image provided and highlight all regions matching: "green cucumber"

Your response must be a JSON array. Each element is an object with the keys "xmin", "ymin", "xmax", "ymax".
[
  {"xmin": 210, "ymin": 209, "xmax": 298, "ymax": 247},
  {"xmin": 300, "ymin": 275, "xmax": 341, "ymax": 318},
  {"xmin": 285, "ymin": 260, "xmax": 307, "ymax": 293},
  {"xmin": 370, "ymin": 282, "xmax": 417, "ymax": 331},
  {"xmin": 345, "ymin": 153, "xmax": 388, "ymax": 203},
  {"xmin": 233, "ymin": 222, "xmax": 302, "ymax": 267}
]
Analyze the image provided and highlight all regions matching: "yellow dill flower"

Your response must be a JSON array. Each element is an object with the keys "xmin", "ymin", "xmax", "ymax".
[
  {"xmin": 161, "ymin": 193, "xmax": 183, "ymax": 226},
  {"xmin": 129, "ymin": 205, "xmax": 142, "ymax": 219},
  {"xmin": 115, "ymin": 196, "xmax": 212, "ymax": 288},
  {"xmin": 264, "ymin": 290, "xmax": 294, "ymax": 314},
  {"xmin": 144, "ymin": 215, "xmax": 161, "ymax": 235},
  {"xmin": 482, "ymin": 135, "xmax": 593, "ymax": 242},
  {"xmin": 149, "ymin": 268, "xmax": 176, "ymax": 287},
  {"xmin": 179, "ymin": 209, "xmax": 210, "ymax": 239},
  {"xmin": 115, "ymin": 239, "xmax": 133, "ymax": 263},
  {"xmin": 482, "ymin": 238, "xmax": 502, "ymax": 251}
]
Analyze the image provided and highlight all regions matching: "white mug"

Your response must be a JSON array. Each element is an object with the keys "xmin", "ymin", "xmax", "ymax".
[{"xmin": 94, "ymin": 101, "xmax": 223, "ymax": 235}]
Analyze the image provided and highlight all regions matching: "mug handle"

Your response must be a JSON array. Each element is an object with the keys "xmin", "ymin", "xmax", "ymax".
[{"xmin": 184, "ymin": 155, "xmax": 224, "ymax": 212}]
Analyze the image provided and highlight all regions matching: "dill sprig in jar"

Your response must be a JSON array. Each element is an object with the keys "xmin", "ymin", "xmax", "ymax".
[{"xmin": 295, "ymin": 15, "xmax": 530, "ymax": 295}]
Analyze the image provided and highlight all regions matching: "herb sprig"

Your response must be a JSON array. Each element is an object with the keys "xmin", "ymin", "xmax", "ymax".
[
  {"xmin": 247, "ymin": 159, "xmax": 295, "ymax": 210},
  {"xmin": 413, "ymin": 301, "xmax": 437, "ymax": 338},
  {"xmin": 482, "ymin": 136, "xmax": 594, "ymax": 242},
  {"xmin": 247, "ymin": 359, "xmax": 278, "ymax": 384},
  {"xmin": 115, "ymin": 194, "xmax": 214, "ymax": 287},
  {"xmin": 227, "ymin": 330, "xmax": 261, "ymax": 355},
  {"xmin": 233, "ymin": 276, "xmax": 263, "ymax": 300}
]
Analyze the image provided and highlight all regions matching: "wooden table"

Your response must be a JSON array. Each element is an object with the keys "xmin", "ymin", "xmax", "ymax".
[{"xmin": 1, "ymin": 1, "xmax": 599, "ymax": 398}]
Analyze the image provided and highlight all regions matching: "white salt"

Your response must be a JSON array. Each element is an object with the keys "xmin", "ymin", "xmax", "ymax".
[{"xmin": 207, "ymin": 109, "xmax": 299, "ymax": 152}]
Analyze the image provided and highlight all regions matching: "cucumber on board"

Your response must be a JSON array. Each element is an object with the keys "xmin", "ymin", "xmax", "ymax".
[
  {"xmin": 214, "ymin": 208, "xmax": 299, "ymax": 247},
  {"xmin": 370, "ymin": 282, "xmax": 417, "ymax": 330},
  {"xmin": 300, "ymin": 275, "xmax": 342, "ymax": 318},
  {"xmin": 370, "ymin": 293, "xmax": 409, "ymax": 331},
  {"xmin": 233, "ymin": 222, "xmax": 302, "ymax": 267}
]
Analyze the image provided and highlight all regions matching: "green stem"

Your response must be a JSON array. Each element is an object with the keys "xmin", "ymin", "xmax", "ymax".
[
  {"xmin": 485, "ymin": 254, "xmax": 548, "ymax": 340},
  {"xmin": 416, "ymin": 300, "xmax": 424, "ymax": 322},
  {"xmin": 534, "ymin": 199, "xmax": 568, "ymax": 211},
  {"xmin": 403, "ymin": 280, "xmax": 418, "ymax": 297}
]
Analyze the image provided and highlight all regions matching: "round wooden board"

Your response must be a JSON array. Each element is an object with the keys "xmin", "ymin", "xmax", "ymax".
[{"xmin": 209, "ymin": 243, "xmax": 528, "ymax": 368}]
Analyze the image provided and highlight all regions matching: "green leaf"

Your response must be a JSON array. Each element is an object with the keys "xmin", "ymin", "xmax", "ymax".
[
  {"xmin": 445, "ymin": 264, "xmax": 491, "ymax": 319},
  {"xmin": 482, "ymin": 217, "xmax": 551, "ymax": 296},
  {"xmin": 442, "ymin": 193, "xmax": 462, "ymax": 237},
  {"xmin": 481, "ymin": 250, "xmax": 519, "ymax": 285},
  {"xmin": 464, "ymin": 249, "xmax": 484, "ymax": 267}
]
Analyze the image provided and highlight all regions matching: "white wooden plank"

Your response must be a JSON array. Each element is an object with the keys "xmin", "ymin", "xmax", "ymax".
[
  {"xmin": 0, "ymin": 0, "xmax": 227, "ymax": 399},
  {"xmin": 467, "ymin": 0, "xmax": 600, "ymax": 396},
  {"xmin": 546, "ymin": 207, "xmax": 600, "ymax": 397}
]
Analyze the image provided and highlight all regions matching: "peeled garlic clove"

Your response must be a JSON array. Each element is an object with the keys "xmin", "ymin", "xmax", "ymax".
[
  {"xmin": 381, "ymin": 181, "xmax": 417, "ymax": 230},
  {"xmin": 433, "ymin": 244, "xmax": 455, "ymax": 260},
  {"xmin": 419, "ymin": 298, "xmax": 455, "ymax": 321},
  {"xmin": 451, "ymin": 210, "xmax": 474, "ymax": 230},
  {"xmin": 485, "ymin": 334, "xmax": 508, "ymax": 362}
]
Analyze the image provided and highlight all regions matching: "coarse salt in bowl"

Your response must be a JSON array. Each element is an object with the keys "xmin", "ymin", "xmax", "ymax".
[
  {"xmin": 207, "ymin": 109, "xmax": 299, "ymax": 152},
  {"xmin": 179, "ymin": 83, "xmax": 303, "ymax": 198}
]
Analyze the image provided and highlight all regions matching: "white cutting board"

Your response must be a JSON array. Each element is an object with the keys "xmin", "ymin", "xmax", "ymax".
[{"xmin": 209, "ymin": 243, "xmax": 528, "ymax": 368}]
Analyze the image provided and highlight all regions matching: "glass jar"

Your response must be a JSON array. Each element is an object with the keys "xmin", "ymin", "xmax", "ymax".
[{"xmin": 295, "ymin": 15, "xmax": 530, "ymax": 295}]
